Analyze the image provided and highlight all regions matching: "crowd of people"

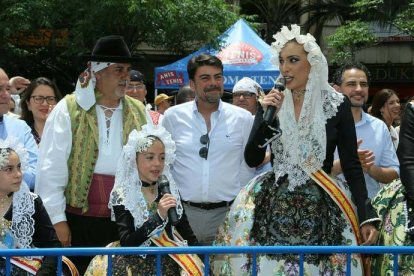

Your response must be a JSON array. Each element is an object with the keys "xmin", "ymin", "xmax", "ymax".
[{"xmin": 0, "ymin": 24, "xmax": 412, "ymax": 275}]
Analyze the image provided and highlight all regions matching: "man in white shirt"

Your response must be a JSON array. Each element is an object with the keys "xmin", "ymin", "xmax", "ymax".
[
  {"xmin": 35, "ymin": 36, "xmax": 147, "ymax": 274},
  {"xmin": 331, "ymin": 62, "xmax": 399, "ymax": 198},
  {"xmin": 162, "ymin": 54, "xmax": 255, "ymax": 245}
]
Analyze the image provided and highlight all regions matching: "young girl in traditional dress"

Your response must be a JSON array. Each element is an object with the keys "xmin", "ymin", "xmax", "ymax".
[
  {"xmin": 86, "ymin": 124, "xmax": 203, "ymax": 275},
  {"xmin": 0, "ymin": 140, "xmax": 61, "ymax": 275}
]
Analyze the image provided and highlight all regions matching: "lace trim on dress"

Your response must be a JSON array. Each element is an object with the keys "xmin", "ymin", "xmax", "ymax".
[
  {"xmin": 109, "ymin": 124, "xmax": 183, "ymax": 231},
  {"xmin": 270, "ymin": 24, "xmax": 345, "ymax": 190},
  {"xmin": 404, "ymin": 201, "xmax": 414, "ymax": 234},
  {"xmin": 12, "ymin": 184, "xmax": 36, "ymax": 249}
]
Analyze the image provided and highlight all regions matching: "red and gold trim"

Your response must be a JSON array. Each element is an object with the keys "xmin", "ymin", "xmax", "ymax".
[
  {"xmin": 311, "ymin": 170, "xmax": 372, "ymax": 275},
  {"xmin": 9, "ymin": 256, "xmax": 42, "ymax": 275},
  {"xmin": 310, "ymin": 170, "xmax": 362, "ymax": 245},
  {"xmin": 151, "ymin": 230, "xmax": 204, "ymax": 275}
]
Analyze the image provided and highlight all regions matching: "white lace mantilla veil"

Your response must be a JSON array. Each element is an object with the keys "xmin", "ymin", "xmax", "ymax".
[
  {"xmin": 270, "ymin": 24, "xmax": 344, "ymax": 190},
  {"xmin": 0, "ymin": 137, "xmax": 35, "ymax": 249},
  {"xmin": 109, "ymin": 124, "xmax": 183, "ymax": 230}
]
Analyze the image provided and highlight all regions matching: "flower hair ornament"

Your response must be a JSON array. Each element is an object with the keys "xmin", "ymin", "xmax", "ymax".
[
  {"xmin": 269, "ymin": 25, "xmax": 344, "ymax": 190},
  {"xmin": 109, "ymin": 124, "xmax": 183, "ymax": 232},
  {"xmin": 0, "ymin": 137, "xmax": 35, "ymax": 249}
]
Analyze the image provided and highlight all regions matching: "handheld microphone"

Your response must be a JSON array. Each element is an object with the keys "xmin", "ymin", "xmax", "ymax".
[
  {"xmin": 158, "ymin": 175, "xmax": 179, "ymax": 226},
  {"xmin": 263, "ymin": 76, "xmax": 286, "ymax": 125}
]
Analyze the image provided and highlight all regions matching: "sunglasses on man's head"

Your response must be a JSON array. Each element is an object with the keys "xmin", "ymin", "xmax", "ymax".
[{"xmin": 199, "ymin": 134, "xmax": 209, "ymax": 159}]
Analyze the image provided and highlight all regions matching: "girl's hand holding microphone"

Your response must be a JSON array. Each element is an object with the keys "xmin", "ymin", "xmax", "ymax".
[{"xmin": 157, "ymin": 194, "xmax": 176, "ymax": 220}]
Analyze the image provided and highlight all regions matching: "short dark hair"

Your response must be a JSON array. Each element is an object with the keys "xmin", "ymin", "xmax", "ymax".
[
  {"xmin": 20, "ymin": 77, "xmax": 63, "ymax": 126},
  {"xmin": 187, "ymin": 53, "xmax": 223, "ymax": 81},
  {"xmin": 370, "ymin": 88, "xmax": 399, "ymax": 121},
  {"xmin": 332, "ymin": 62, "xmax": 371, "ymax": 86}
]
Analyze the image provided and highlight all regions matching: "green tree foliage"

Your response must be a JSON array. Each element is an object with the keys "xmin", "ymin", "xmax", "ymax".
[
  {"xmin": 395, "ymin": 1, "xmax": 414, "ymax": 35},
  {"xmin": 351, "ymin": 0, "xmax": 414, "ymax": 37},
  {"xmin": 240, "ymin": 0, "xmax": 300, "ymax": 44},
  {"xmin": 300, "ymin": 0, "xmax": 413, "ymax": 64},
  {"xmin": 0, "ymin": 0, "xmax": 238, "ymax": 91},
  {"xmin": 299, "ymin": 0, "xmax": 356, "ymax": 43},
  {"xmin": 327, "ymin": 21, "xmax": 376, "ymax": 64}
]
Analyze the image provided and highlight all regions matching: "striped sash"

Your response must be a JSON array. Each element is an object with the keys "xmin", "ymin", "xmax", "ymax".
[
  {"xmin": 310, "ymin": 170, "xmax": 362, "ymax": 245},
  {"xmin": 7, "ymin": 256, "xmax": 42, "ymax": 275},
  {"xmin": 151, "ymin": 230, "xmax": 204, "ymax": 276},
  {"xmin": 310, "ymin": 170, "xmax": 372, "ymax": 275}
]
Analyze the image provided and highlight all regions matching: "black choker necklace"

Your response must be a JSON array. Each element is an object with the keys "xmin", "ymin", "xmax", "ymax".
[{"xmin": 142, "ymin": 181, "xmax": 156, "ymax": 187}]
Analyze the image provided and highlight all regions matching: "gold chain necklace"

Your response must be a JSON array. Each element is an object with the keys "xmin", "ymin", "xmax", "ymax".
[
  {"xmin": 0, "ymin": 217, "xmax": 11, "ymax": 236},
  {"xmin": 291, "ymin": 89, "xmax": 306, "ymax": 98},
  {"xmin": 0, "ymin": 195, "xmax": 12, "ymax": 237},
  {"xmin": 0, "ymin": 195, "xmax": 11, "ymax": 210}
]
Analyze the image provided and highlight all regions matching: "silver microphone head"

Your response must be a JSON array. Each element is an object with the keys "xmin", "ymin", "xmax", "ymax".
[{"xmin": 274, "ymin": 75, "xmax": 286, "ymax": 91}]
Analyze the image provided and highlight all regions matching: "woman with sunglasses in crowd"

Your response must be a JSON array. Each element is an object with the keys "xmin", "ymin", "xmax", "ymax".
[{"xmin": 20, "ymin": 77, "xmax": 63, "ymax": 144}]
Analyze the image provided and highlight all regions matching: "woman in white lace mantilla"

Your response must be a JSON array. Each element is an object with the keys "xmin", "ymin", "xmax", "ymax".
[
  {"xmin": 85, "ymin": 124, "xmax": 202, "ymax": 275},
  {"xmin": 0, "ymin": 138, "xmax": 61, "ymax": 275},
  {"xmin": 213, "ymin": 25, "xmax": 379, "ymax": 275}
]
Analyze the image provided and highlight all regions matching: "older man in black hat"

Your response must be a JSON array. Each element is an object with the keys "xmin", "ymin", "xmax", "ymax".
[{"xmin": 35, "ymin": 35, "xmax": 147, "ymax": 274}]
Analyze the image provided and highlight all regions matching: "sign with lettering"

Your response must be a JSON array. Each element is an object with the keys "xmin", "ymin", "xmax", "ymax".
[
  {"xmin": 9, "ymin": 29, "xmax": 68, "ymax": 47},
  {"xmin": 155, "ymin": 71, "xmax": 185, "ymax": 87},
  {"xmin": 154, "ymin": 19, "xmax": 280, "ymax": 91},
  {"xmin": 217, "ymin": 42, "xmax": 263, "ymax": 65},
  {"xmin": 369, "ymin": 66, "xmax": 414, "ymax": 83}
]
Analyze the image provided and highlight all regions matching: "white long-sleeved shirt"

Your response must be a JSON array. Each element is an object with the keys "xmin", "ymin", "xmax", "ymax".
[
  {"xmin": 162, "ymin": 100, "xmax": 255, "ymax": 203},
  {"xmin": 35, "ymin": 99, "xmax": 124, "ymax": 224}
]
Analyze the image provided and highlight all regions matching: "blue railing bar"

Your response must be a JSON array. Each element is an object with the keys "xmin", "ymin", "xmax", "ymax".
[
  {"xmin": 57, "ymin": 255, "xmax": 62, "ymax": 275},
  {"xmin": 346, "ymin": 253, "xmax": 351, "ymax": 274},
  {"xmin": 1, "ymin": 246, "xmax": 414, "ymax": 257},
  {"xmin": 299, "ymin": 253, "xmax": 304, "ymax": 276},
  {"xmin": 156, "ymin": 253, "xmax": 161, "ymax": 276},
  {"xmin": 107, "ymin": 254, "xmax": 112, "ymax": 276},
  {"xmin": 5, "ymin": 256, "xmax": 10, "ymax": 275},
  {"xmin": 204, "ymin": 253, "xmax": 210, "ymax": 275},
  {"xmin": 252, "ymin": 252, "xmax": 257, "ymax": 276},
  {"xmin": 393, "ymin": 253, "xmax": 398, "ymax": 275}
]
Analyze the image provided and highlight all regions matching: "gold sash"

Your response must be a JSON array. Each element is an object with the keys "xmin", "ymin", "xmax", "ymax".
[
  {"xmin": 310, "ymin": 170, "xmax": 373, "ymax": 275},
  {"xmin": 151, "ymin": 230, "xmax": 204, "ymax": 276},
  {"xmin": 310, "ymin": 170, "xmax": 362, "ymax": 244}
]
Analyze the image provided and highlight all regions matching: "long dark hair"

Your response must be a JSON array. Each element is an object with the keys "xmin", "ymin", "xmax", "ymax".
[
  {"xmin": 370, "ymin": 88, "xmax": 398, "ymax": 123},
  {"xmin": 20, "ymin": 77, "xmax": 63, "ymax": 126}
]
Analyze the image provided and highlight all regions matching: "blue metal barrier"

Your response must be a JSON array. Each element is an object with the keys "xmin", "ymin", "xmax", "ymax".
[{"xmin": 1, "ymin": 246, "xmax": 414, "ymax": 275}]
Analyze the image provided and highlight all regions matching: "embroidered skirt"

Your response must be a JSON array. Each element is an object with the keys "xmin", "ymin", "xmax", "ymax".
[
  {"xmin": 213, "ymin": 171, "xmax": 363, "ymax": 275},
  {"xmin": 371, "ymin": 179, "xmax": 414, "ymax": 275},
  {"xmin": 84, "ymin": 241, "xmax": 181, "ymax": 276}
]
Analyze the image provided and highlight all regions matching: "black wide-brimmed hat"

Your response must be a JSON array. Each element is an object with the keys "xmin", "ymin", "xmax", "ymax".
[{"xmin": 81, "ymin": 35, "xmax": 142, "ymax": 62}]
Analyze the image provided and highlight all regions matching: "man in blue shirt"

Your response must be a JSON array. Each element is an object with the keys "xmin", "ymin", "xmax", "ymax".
[
  {"xmin": 332, "ymin": 62, "xmax": 399, "ymax": 198},
  {"xmin": 0, "ymin": 68, "xmax": 38, "ymax": 189}
]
